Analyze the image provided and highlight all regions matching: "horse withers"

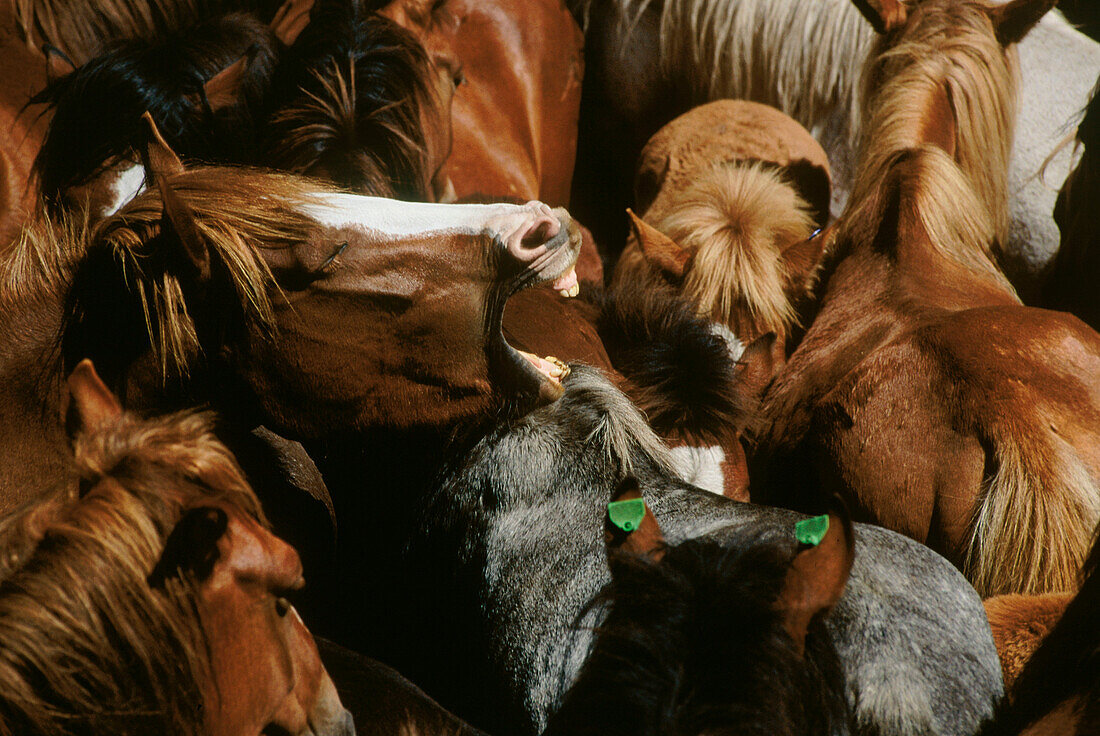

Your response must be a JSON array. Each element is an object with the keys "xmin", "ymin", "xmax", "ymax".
[{"xmin": 0, "ymin": 360, "xmax": 353, "ymax": 736}]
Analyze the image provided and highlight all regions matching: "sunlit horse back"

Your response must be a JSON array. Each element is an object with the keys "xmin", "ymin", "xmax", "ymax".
[{"xmin": 754, "ymin": 0, "xmax": 1100, "ymax": 597}]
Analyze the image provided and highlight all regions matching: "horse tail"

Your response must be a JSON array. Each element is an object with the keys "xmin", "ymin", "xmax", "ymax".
[{"xmin": 967, "ymin": 428, "xmax": 1100, "ymax": 597}]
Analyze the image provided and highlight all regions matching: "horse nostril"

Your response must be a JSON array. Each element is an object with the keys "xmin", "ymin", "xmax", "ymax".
[{"xmin": 520, "ymin": 216, "xmax": 560, "ymax": 248}]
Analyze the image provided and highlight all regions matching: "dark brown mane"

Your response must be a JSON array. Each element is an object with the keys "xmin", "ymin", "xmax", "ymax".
[
  {"xmin": 62, "ymin": 166, "xmax": 325, "ymax": 382},
  {"xmin": 30, "ymin": 11, "xmax": 280, "ymax": 210},
  {"xmin": 0, "ymin": 407, "xmax": 263, "ymax": 735},
  {"xmin": 264, "ymin": 6, "xmax": 438, "ymax": 199}
]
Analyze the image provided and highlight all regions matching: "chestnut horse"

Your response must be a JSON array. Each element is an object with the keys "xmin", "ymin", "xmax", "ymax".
[
  {"xmin": 984, "ymin": 592, "xmax": 1072, "ymax": 689},
  {"xmin": 753, "ymin": 0, "xmax": 1100, "ymax": 597},
  {"xmin": 569, "ymin": 0, "xmax": 1100, "ymax": 293},
  {"xmin": 613, "ymin": 100, "xmax": 831, "ymax": 362},
  {"xmin": 0, "ymin": 360, "xmax": 353, "ymax": 736},
  {"xmin": 980, "ymin": 529, "xmax": 1100, "ymax": 735},
  {"xmin": 381, "ymin": 0, "xmax": 584, "ymax": 206}
]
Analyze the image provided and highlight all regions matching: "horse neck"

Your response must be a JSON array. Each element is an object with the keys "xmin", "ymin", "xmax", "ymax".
[{"xmin": 0, "ymin": 270, "xmax": 71, "ymax": 514}]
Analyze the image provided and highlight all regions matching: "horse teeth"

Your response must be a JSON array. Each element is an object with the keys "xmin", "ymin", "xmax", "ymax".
[
  {"xmin": 567, "ymin": 283, "xmax": 579, "ymax": 297},
  {"xmin": 559, "ymin": 289, "xmax": 571, "ymax": 298}
]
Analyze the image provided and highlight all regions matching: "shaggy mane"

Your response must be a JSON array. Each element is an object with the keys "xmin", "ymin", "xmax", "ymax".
[
  {"xmin": 548, "ymin": 536, "xmax": 850, "ymax": 736},
  {"xmin": 656, "ymin": 161, "xmax": 818, "ymax": 337},
  {"xmin": 853, "ymin": 0, "xmax": 1019, "ymax": 246},
  {"xmin": 0, "ymin": 407, "xmax": 264, "ymax": 735},
  {"xmin": 574, "ymin": 0, "xmax": 874, "ymax": 141},
  {"xmin": 265, "ymin": 8, "xmax": 437, "ymax": 199},
  {"xmin": 840, "ymin": 145, "xmax": 1016, "ymax": 294},
  {"xmin": 63, "ymin": 166, "xmax": 327, "ymax": 380},
  {"xmin": 592, "ymin": 280, "xmax": 748, "ymax": 447}
]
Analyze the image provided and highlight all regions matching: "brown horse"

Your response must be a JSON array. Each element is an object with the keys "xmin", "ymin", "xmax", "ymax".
[
  {"xmin": 613, "ymin": 100, "xmax": 832, "ymax": 363},
  {"xmin": 984, "ymin": 592, "xmax": 1072, "ymax": 689},
  {"xmin": 57, "ymin": 116, "xmax": 581, "ymax": 442},
  {"xmin": 381, "ymin": 0, "xmax": 585, "ymax": 206},
  {"xmin": 980, "ymin": 529, "xmax": 1100, "ymax": 735},
  {"xmin": 0, "ymin": 360, "xmax": 353, "ymax": 735},
  {"xmin": 752, "ymin": 0, "xmax": 1100, "ymax": 597},
  {"xmin": 0, "ymin": 0, "xmax": 49, "ymax": 250}
]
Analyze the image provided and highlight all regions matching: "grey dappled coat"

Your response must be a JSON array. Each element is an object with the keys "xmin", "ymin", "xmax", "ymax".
[{"xmin": 410, "ymin": 366, "xmax": 1002, "ymax": 736}]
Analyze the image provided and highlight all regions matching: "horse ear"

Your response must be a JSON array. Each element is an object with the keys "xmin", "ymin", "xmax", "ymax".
[
  {"xmin": 271, "ymin": 0, "xmax": 316, "ymax": 46},
  {"xmin": 148, "ymin": 506, "xmax": 229, "ymax": 588},
  {"xmin": 42, "ymin": 43, "xmax": 75, "ymax": 81},
  {"xmin": 65, "ymin": 359, "xmax": 123, "ymax": 438},
  {"xmin": 775, "ymin": 501, "xmax": 855, "ymax": 655},
  {"xmin": 782, "ymin": 227, "xmax": 829, "ymax": 296},
  {"xmin": 137, "ymin": 113, "xmax": 210, "ymax": 279},
  {"xmin": 605, "ymin": 477, "xmax": 665, "ymax": 561},
  {"xmin": 987, "ymin": 0, "xmax": 1056, "ymax": 46},
  {"xmin": 627, "ymin": 209, "xmax": 692, "ymax": 279},
  {"xmin": 200, "ymin": 52, "xmax": 253, "ymax": 113},
  {"xmin": 851, "ymin": 0, "xmax": 907, "ymax": 33},
  {"xmin": 735, "ymin": 333, "xmax": 779, "ymax": 420}
]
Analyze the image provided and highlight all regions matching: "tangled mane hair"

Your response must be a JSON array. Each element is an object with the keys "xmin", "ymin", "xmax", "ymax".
[
  {"xmin": 30, "ymin": 11, "xmax": 280, "ymax": 213},
  {"xmin": 853, "ymin": 0, "xmax": 1020, "ymax": 247},
  {"xmin": 264, "ymin": 2, "xmax": 439, "ymax": 199},
  {"xmin": 572, "ymin": 0, "xmax": 874, "ymax": 140},
  {"xmin": 838, "ymin": 144, "xmax": 1016, "ymax": 295},
  {"xmin": 547, "ymin": 534, "xmax": 850, "ymax": 736},
  {"xmin": 0, "ymin": 406, "xmax": 264, "ymax": 735},
  {"xmin": 61, "ymin": 166, "xmax": 324, "ymax": 384},
  {"xmin": 655, "ymin": 161, "xmax": 818, "ymax": 338}
]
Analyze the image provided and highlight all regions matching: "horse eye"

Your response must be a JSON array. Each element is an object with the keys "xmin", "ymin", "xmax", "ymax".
[
  {"xmin": 319, "ymin": 241, "xmax": 348, "ymax": 272},
  {"xmin": 275, "ymin": 596, "xmax": 292, "ymax": 617}
]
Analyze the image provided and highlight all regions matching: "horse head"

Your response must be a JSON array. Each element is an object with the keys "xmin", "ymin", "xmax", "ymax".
[
  {"xmin": 0, "ymin": 359, "xmax": 353, "ymax": 735},
  {"xmin": 62, "ymin": 117, "xmax": 582, "ymax": 440}
]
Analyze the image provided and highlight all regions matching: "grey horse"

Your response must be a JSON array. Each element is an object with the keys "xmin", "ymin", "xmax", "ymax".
[{"xmin": 378, "ymin": 366, "xmax": 1002, "ymax": 736}]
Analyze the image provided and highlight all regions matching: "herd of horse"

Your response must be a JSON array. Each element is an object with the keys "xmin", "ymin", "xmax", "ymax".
[{"xmin": 0, "ymin": 0, "xmax": 1098, "ymax": 734}]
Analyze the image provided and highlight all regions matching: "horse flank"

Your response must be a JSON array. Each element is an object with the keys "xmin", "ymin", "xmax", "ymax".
[
  {"xmin": 0, "ymin": 408, "xmax": 262, "ymax": 735},
  {"xmin": 853, "ymin": 0, "xmax": 1020, "ymax": 246},
  {"xmin": 654, "ymin": 160, "xmax": 817, "ymax": 336}
]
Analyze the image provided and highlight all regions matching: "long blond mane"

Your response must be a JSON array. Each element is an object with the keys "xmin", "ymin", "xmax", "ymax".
[
  {"xmin": 0, "ymin": 407, "xmax": 263, "ymax": 735},
  {"xmin": 853, "ymin": 0, "xmax": 1019, "ymax": 245},
  {"xmin": 654, "ymin": 161, "xmax": 817, "ymax": 337}
]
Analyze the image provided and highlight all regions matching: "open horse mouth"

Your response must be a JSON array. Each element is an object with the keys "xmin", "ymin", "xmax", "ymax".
[{"xmin": 498, "ymin": 210, "xmax": 582, "ymax": 402}]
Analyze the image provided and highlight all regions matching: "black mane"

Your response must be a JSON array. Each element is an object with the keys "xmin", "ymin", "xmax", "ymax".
[
  {"xmin": 548, "ymin": 535, "xmax": 851, "ymax": 736},
  {"xmin": 263, "ymin": 1, "xmax": 437, "ymax": 199},
  {"xmin": 31, "ymin": 11, "xmax": 279, "ymax": 209}
]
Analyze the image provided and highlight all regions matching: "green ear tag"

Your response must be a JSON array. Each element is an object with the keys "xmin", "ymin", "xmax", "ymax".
[
  {"xmin": 795, "ymin": 514, "xmax": 829, "ymax": 546},
  {"xmin": 608, "ymin": 498, "xmax": 647, "ymax": 534}
]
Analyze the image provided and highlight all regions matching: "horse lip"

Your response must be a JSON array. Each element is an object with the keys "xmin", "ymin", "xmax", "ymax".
[{"xmin": 506, "ymin": 215, "xmax": 582, "ymax": 297}]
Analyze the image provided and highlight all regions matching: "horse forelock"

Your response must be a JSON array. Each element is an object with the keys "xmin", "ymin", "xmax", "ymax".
[
  {"xmin": 266, "ymin": 11, "xmax": 436, "ymax": 200},
  {"xmin": 855, "ymin": 0, "xmax": 1019, "ymax": 245},
  {"xmin": 70, "ymin": 167, "xmax": 324, "ymax": 380},
  {"xmin": 656, "ymin": 161, "xmax": 817, "ymax": 337},
  {"xmin": 0, "ymin": 408, "xmax": 262, "ymax": 735}
]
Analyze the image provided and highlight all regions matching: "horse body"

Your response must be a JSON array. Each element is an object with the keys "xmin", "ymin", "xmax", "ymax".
[
  {"xmin": 360, "ymin": 366, "xmax": 1001, "ymax": 736},
  {"xmin": 571, "ymin": 0, "xmax": 1099, "ymax": 292},
  {"xmin": 751, "ymin": 0, "xmax": 1100, "ymax": 597}
]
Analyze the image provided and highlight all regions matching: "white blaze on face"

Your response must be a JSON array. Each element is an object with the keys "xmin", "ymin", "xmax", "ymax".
[
  {"xmin": 710, "ymin": 322, "xmax": 744, "ymax": 362},
  {"xmin": 669, "ymin": 445, "xmax": 727, "ymax": 496},
  {"xmin": 101, "ymin": 161, "xmax": 147, "ymax": 218},
  {"xmin": 300, "ymin": 192, "xmax": 550, "ymax": 240}
]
